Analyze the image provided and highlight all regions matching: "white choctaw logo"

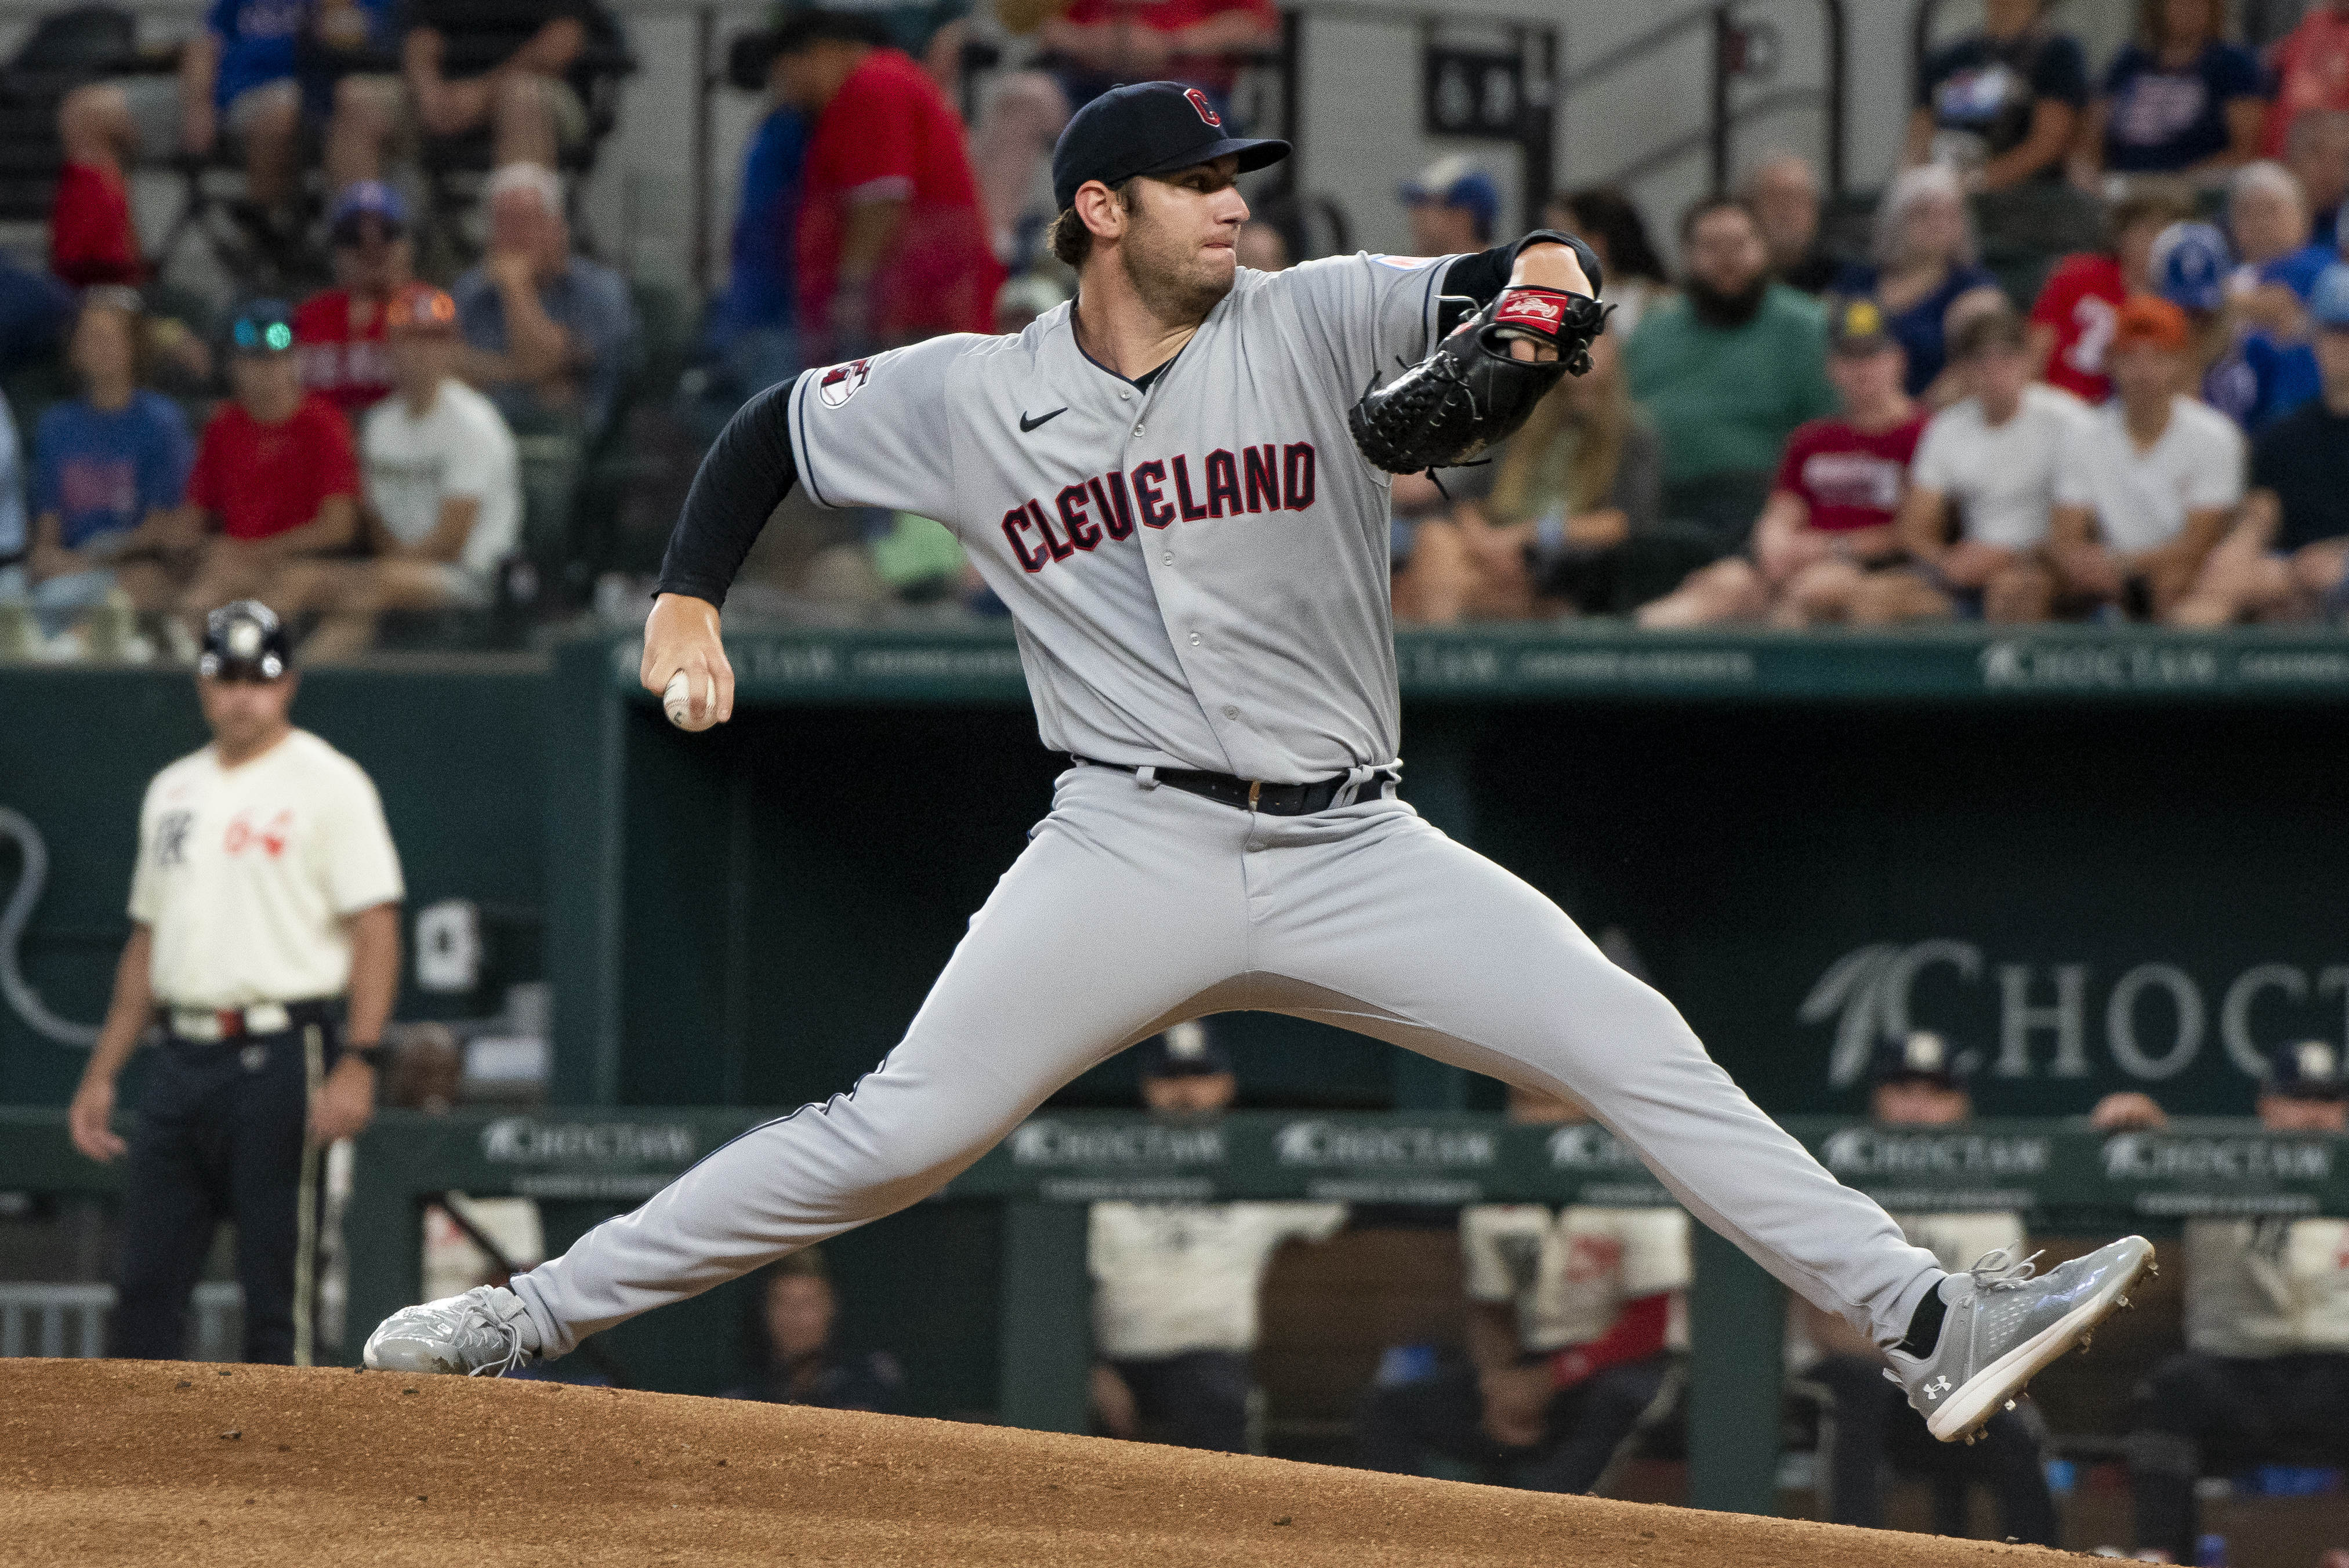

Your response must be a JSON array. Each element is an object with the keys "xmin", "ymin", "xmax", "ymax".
[
  {"xmin": 1800, "ymin": 941, "xmax": 1981, "ymax": 1088},
  {"xmin": 1923, "ymin": 1376, "xmax": 1952, "ymax": 1399}
]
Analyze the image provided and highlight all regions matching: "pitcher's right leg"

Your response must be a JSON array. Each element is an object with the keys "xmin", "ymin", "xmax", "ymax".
[{"xmin": 502, "ymin": 768, "xmax": 1255, "ymax": 1358}]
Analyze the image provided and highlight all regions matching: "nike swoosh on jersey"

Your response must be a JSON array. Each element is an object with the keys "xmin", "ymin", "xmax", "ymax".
[{"xmin": 1020, "ymin": 407, "xmax": 1070, "ymax": 433}]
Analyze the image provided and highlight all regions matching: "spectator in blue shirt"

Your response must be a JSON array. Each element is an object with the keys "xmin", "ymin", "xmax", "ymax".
[
  {"xmin": 1909, "ymin": 0, "xmax": 2089, "ymax": 190},
  {"xmin": 2159, "ymin": 219, "xmax": 2322, "ymax": 430},
  {"xmin": 0, "ymin": 386, "xmax": 24, "ymax": 605},
  {"xmin": 1833, "ymin": 165, "xmax": 2008, "ymax": 399},
  {"xmin": 2086, "ymin": 0, "xmax": 2267, "ymax": 177},
  {"xmin": 25, "ymin": 289, "xmax": 194, "ymax": 629},
  {"xmin": 2228, "ymin": 161, "xmax": 2334, "ymax": 310},
  {"xmin": 454, "ymin": 162, "xmax": 639, "ymax": 440},
  {"xmin": 706, "ymin": 61, "xmax": 809, "ymax": 405}
]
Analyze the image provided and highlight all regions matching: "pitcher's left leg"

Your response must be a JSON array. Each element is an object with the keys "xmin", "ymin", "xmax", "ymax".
[{"xmin": 1248, "ymin": 802, "xmax": 1941, "ymax": 1348}]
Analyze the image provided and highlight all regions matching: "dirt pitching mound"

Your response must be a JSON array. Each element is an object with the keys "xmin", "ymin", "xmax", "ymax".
[{"xmin": 3, "ymin": 1359, "xmax": 2075, "ymax": 1566}]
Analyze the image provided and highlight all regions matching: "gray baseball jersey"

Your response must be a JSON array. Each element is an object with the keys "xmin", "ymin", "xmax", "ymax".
[
  {"xmin": 786, "ymin": 255, "xmax": 1453, "ymax": 782},
  {"xmin": 503, "ymin": 257, "xmax": 1949, "ymax": 1364}
]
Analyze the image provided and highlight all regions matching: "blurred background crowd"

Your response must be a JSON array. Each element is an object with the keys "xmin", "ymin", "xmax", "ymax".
[{"xmin": 1, "ymin": 0, "xmax": 2347, "ymax": 662}]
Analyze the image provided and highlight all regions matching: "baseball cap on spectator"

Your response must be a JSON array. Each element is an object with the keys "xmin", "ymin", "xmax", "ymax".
[
  {"xmin": 1051, "ymin": 81, "xmax": 1290, "ymax": 212},
  {"xmin": 386, "ymin": 282, "xmax": 459, "ymax": 335},
  {"xmin": 2310, "ymin": 263, "xmax": 2349, "ymax": 329},
  {"xmin": 1866, "ymin": 1030, "xmax": 1970, "ymax": 1090},
  {"xmin": 2111, "ymin": 295, "xmax": 2190, "ymax": 352},
  {"xmin": 329, "ymin": 180, "xmax": 407, "ymax": 246},
  {"xmin": 229, "ymin": 298, "xmax": 296, "ymax": 356},
  {"xmin": 1134, "ymin": 1021, "xmax": 1231, "ymax": 1080},
  {"xmin": 2151, "ymin": 220, "xmax": 2231, "ymax": 314},
  {"xmin": 199, "ymin": 599, "xmax": 291, "ymax": 681},
  {"xmin": 1399, "ymin": 155, "xmax": 1500, "ymax": 238},
  {"xmin": 2268, "ymin": 1038, "xmax": 2347, "ymax": 1101},
  {"xmin": 1828, "ymin": 295, "xmax": 1897, "ymax": 356}
]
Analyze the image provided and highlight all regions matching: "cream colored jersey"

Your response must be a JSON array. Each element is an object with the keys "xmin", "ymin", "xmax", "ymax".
[
  {"xmin": 1089, "ymin": 1201, "xmax": 1346, "ymax": 1360},
  {"xmin": 128, "ymin": 729, "xmax": 404, "ymax": 1008},
  {"xmin": 1461, "ymin": 1204, "xmax": 1692, "ymax": 1355},
  {"xmin": 2184, "ymin": 1217, "xmax": 2349, "ymax": 1358}
]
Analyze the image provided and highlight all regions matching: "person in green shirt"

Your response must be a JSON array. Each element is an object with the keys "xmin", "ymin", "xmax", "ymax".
[{"xmin": 1625, "ymin": 195, "xmax": 1837, "ymax": 547}]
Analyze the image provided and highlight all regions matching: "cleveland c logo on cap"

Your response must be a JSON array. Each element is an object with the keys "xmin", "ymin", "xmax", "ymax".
[{"xmin": 1185, "ymin": 88, "xmax": 1221, "ymax": 127}]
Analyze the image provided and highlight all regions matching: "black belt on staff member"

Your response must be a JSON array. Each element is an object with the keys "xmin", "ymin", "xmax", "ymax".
[
  {"xmin": 161, "ymin": 997, "xmax": 338, "ymax": 1044},
  {"xmin": 1073, "ymin": 757, "xmax": 1400, "ymax": 816}
]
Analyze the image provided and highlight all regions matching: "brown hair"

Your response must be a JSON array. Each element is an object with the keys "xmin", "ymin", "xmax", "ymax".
[
  {"xmin": 1048, "ymin": 179, "xmax": 1136, "ymax": 268},
  {"xmin": 1488, "ymin": 340, "xmax": 1630, "ymax": 523},
  {"xmin": 1951, "ymin": 301, "xmax": 2028, "ymax": 360},
  {"xmin": 2136, "ymin": 0, "xmax": 2223, "ymax": 51}
]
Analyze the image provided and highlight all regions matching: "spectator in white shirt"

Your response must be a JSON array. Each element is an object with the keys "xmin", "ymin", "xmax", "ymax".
[
  {"xmin": 271, "ymin": 283, "xmax": 521, "ymax": 658},
  {"xmin": 2049, "ymin": 295, "xmax": 2244, "ymax": 620},
  {"xmin": 1088, "ymin": 1023, "xmax": 1346, "ymax": 1454},
  {"xmin": 1870, "ymin": 304, "xmax": 2092, "ymax": 623},
  {"xmin": 1356, "ymin": 1084, "xmax": 1689, "ymax": 1495}
]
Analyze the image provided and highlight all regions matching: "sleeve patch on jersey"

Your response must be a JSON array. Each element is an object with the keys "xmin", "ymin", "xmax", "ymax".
[{"xmin": 817, "ymin": 357, "xmax": 873, "ymax": 409}]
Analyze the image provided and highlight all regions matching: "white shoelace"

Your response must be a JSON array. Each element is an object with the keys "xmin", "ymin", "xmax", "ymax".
[
  {"xmin": 407, "ymin": 1295, "xmax": 527, "ymax": 1376},
  {"xmin": 1966, "ymin": 1247, "xmax": 2044, "ymax": 1291}
]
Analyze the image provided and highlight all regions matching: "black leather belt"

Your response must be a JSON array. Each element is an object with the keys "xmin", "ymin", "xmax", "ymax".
[{"xmin": 1075, "ymin": 757, "xmax": 1396, "ymax": 816}]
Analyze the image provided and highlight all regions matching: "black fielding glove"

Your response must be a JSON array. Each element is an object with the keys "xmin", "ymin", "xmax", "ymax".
[{"xmin": 1348, "ymin": 285, "xmax": 1612, "ymax": 474}]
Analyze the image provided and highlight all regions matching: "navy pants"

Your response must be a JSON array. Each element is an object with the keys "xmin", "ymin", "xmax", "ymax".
[
  {"xmin": 110, "ymin": 1021, "xmax": 335, "ymax": 1364},
  {"xmin": 1355, "ymin": 1350, "xmax": 1672, "ymax": 1494},
  {"xmin": 1110, "ymin": 1350, "xmax": 1253, "ymax": 1453},
  {"xmin": 1810, "ymin": 1352, "xmax": 2059, "ymax": 1545}
]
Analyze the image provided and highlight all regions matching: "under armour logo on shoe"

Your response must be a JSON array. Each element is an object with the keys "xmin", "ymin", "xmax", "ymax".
[{"xmin": 1923, "ymin": 1376, "xmax": 1952, "ymax": 1399}]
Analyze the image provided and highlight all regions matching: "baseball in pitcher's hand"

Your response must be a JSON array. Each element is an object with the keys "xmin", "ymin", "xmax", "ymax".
[{"xmin": 643, "ymin": 592, "xmax": 734, "ymax": 729}]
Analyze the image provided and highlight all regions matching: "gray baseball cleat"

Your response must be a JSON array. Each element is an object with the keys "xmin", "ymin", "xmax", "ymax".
[
  {"xmin": 363, "ymin": 1285, "xmax": 539, "ymax": 1377},
  {"xmin": 1886, "ymin": 1235, "xmax": 2155, "ymax": 1443}
]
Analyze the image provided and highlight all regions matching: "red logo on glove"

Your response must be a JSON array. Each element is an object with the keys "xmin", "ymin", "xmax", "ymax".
[
  {"xmin": 1494, "ymin": 290, "xmax": 1566, "ymax": 332},
  {"xmin": 1184, "ymin": 88, "xmax": 1221, "ymax": 127}
]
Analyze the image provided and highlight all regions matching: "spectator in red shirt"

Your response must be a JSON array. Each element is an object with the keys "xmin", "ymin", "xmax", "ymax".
[
  {"xmin": 776, "ymin": 12, "xmax": 1004, "ymax": 355},
  {"xmin": 1638, "ymin": 297, "xmax": 1926, "ymax": 627},
  {"xmin": 177, "ymin": 300, "xmax": 361, "ymax": 621},
  {"xmin": 2262, "ymin": 0, "xmax": 2349, "ymax": 159},
  {"xmin": 1039, "ymin": 0, "xmax": 1277, "ymax": 116},
  {"xmin": 295, "ymin": 183, "xmax": 416, "ymax": 417},
  {"xmin": 2027, "ymin": 190, "xmax": 2191, "ymax": 404}
]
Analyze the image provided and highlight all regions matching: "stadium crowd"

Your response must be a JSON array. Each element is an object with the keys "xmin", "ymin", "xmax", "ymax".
[{"xmin": 1, "ymin": 1, "xmax": 2347, "ymax": 658}]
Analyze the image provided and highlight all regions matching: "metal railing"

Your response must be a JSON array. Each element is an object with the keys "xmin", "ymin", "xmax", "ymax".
[
  {"xmin": 0, "ymin": 1279, "xmax": 240, "ymax": 1360},
  {"xmin": 1565, "ymin": 1, "xmax": 1851, "ymax": 195}
]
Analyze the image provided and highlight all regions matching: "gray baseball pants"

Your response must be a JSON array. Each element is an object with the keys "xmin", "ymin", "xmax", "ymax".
[{"xmin": 511, "ymin": 763, "xmax": 1942, "ymax": 1357}]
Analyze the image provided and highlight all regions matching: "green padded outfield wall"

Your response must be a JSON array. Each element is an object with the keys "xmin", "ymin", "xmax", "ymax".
[
  {"xmin": 550, "ymin": 626, "xmax": 2349, "ymax": 1123},
  {"xmin": 0, "ymin": 662, "xmax": 549, "ymax": 1108}
]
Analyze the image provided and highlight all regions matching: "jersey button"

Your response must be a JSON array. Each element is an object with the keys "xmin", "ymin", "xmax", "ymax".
[
  {"xmin": 1221, "ymin": 705, "xmax": 1239, "ymax": 720},
  {"xmin": 1133, "ymin": 424, "xmax": 1144, "ymax": 436},
  {"xmin": 1188, "ymin": 633, "xmax": 1201, "ymax": 645},
  {"xmin": 1162, "ymin": 551, "xmax": 1173, "ymax": 565},
  {"xmin": 1119, "ymin": 391, "xmax": 1131, "ymax": 400}
]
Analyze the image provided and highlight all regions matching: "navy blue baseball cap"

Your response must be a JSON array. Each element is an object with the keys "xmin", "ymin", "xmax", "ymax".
[
  {"xmin": 1051, "ymin": 81, "xmax": 1289, "ymax": 212},
  {"xmin": 2152, "ymin": 221, "xmax": 2230, "ymax": 314},
  {"xmin": 2268, "ymin": 1039, "xmax": 2346, "ymax": 1101},
  {"xmin": 199, "ymin": 600, "xmax": 291, "ymax": 681},
  {"xmin": 1134, "ymin": 1021, "xmax": 1232, "ymax": 1080},
  {"xmin": 1867, "ymin": 1030, "xmax": 1970, "ymax": 1089},
  {"xmin": 229, "ymin": 298, "xmax": 296, "ymax": 356}
]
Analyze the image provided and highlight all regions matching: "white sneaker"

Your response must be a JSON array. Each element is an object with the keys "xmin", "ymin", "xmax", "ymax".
[
  {"xmin": 362, "ymin": 1285, "xmax": 538, "ymax": 1377},
  {"xmin": 1886, "ymin": 1236, "xmax": 2155, "ymax": 1443}
]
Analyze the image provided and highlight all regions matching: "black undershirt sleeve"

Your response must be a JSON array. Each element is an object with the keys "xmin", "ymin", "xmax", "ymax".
[
  {"xmin": 1437, "ymin": 229, "xmax": 1605, "ymax": 329},
  {"xmin": 654, "ymin": 376, "xmax": 801, "ymax": 609}
]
